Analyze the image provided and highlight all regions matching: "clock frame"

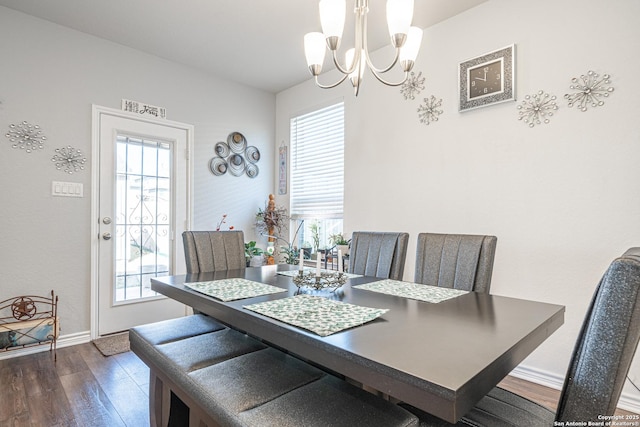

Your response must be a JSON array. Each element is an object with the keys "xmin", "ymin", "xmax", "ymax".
[{"xmin": 459, "ymin": 44, "xmax": 516, "ymax": 112}]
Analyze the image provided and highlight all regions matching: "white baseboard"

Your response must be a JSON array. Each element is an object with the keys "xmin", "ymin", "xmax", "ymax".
[
  {"xmin": 0, "ymin": 330, "xmax": 91, "ymax": 360},
  {"xmin": 511, "ymin": 365, "xmax": 640, "ymax": 415}
]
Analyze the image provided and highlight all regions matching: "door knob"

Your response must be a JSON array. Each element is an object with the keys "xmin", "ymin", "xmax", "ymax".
[
  {"xmin": 102, "ymin": 232, "xmax": 112, "ymax": 240},
  {"xmin": 102, "ymin": 217, "xmax": 112, "ymax": 225}
]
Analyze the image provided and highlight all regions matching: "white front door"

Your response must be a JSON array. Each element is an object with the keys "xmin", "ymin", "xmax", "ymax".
[{"xmin": 92, "ymin": 106, "xmax": 192, "ymax": 336}]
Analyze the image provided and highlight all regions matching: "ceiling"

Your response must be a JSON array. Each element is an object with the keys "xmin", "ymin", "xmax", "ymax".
[{"xmin": 0, "ymin": 0, "xmax": 487, "ymax": 93}]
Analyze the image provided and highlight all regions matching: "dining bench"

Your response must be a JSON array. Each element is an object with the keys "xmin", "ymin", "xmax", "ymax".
[{"xmin": 129, "ymin": 314, "xmax": 419, "ymax": 427}]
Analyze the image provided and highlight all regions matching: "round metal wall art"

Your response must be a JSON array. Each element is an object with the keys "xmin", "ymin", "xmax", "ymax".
[
  {"xmin": 52, "ymin": 145, "xmax": 87, "ymax": 174},
  {"xmin": 228, "ymin": 153, "xmax": 245, "ymax": 176},
  {"xmin": 228, "ymin": 132, "xmax": 247, "ymax": 153},
  {"xmin": 5, "ymin": 121, "xmax": 47, "ymax": 153},
  {"xmin": 214, "ymin": 141, "xmax": 230, "ymax": 157},
  {"xmin": 417, "ymin": 95, "xmax": 444, "ymax": 125},
  {"xmin": 245, "ymin": 163, "xmax": 259, "ymax": 178},
  {"xmin": 245, "ymin": 145, "xmax": 260, "ymax": 163},
  {"xmin": 400, "ymin": 71, "xmax": 425, "ymax": 101},
  {"xmin": 209, "ymin": 157, "xmax": 228, "ymax": 176},
  {"xmin": 209, "ymin": 131, "xmax": 260, "ymax": 178},
  {"xmin": 517, "ymin": 90, "xmax": 558, "ymax": 127},
  {"xmin": 564, "ymin": 70, "xmax": 614, "ymax": 111}
]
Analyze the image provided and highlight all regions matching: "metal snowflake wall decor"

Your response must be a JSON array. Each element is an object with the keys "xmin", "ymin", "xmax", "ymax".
[
  {"xmin": 51, "ymin": 145, "xmax": 87, "ymax": 174},
  {"xmin": 400, "ymin": 71, "xmax": 425, "ymax": 100},
  {"xmin": 517, "ymin": 91, "xmax": 558, "ymax": 128},
  {"xmin": 564, "ymin": 70, "xmax": 614, "ymax": 111},
  {"xmin": 5, "ymin": 121, "xmax": 47, "ymax": 153},
  {"xmin": 417, "ymin": 95, "xmax": 443, "ymax": 125}
]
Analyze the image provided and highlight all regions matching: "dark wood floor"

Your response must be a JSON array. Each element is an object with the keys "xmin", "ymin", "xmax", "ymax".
[
  {"xmin": 0, "ymin": 343, "xmax": 637, "ymax": 426},
  {"xmin": 0, "ymin": 343, "xmax": 150, "ymax": 427}
]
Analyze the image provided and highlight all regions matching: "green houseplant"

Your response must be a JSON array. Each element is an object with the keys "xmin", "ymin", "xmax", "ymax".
[
  {"xmin": 244, "ymin": 241, "xmax": 264, "ymax": 267},
  {"xmin": 329, "ymin": 232, "xmax": 350, "ymax": 255}
]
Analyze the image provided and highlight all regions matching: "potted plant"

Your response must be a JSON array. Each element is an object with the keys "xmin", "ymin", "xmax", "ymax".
[
  {"xmin": 329, "ymin": 233, "xmax": 350, "ymax": 255},
  {"xmin": 244, "ymin": 241, "xmax": 264, "ymax": 267},
  {"xmin": 301, "ymin": 241, "xmax": 312, "ymax": 259},
  {"xmin": 310, "ymin": 221, "xmax": 321, "ymax": 258}
]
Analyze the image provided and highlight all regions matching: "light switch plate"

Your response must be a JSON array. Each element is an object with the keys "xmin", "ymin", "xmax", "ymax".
[{"xmin": 52, "ymin": 181, "xmax": 83, "ymax": 197}]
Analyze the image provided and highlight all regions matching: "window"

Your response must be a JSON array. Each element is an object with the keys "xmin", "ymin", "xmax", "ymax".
[{"xmin": 290, "ymin": 101, "xmax": 344, "ymax": 252}]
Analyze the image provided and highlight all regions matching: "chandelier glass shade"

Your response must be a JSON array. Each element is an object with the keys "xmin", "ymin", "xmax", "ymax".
[{"xmin": 304, "ymin": 0, "xmax": 423, "ymax": 96}]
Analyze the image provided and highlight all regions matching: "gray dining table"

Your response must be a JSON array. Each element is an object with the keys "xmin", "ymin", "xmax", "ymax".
[{"xmin": 150, "ymin": 264, "xmax": 564, "ymax": 423}]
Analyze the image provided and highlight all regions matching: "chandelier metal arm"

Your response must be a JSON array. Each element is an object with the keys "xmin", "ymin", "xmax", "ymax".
[
  {"xmin": 363, "ymin": 49, "xmax": 401, "ymax": 74},
  {"xmin": 313, "ymin": 73, "xmax": 350, "ymax": 89},
  {"xmin": 331, "ymin": 49, "xmax": 359, "ymax": 76},
  {"xmin": 361, "ymin": 15, "xmax": 401, "ymax": 75},
  {"xmin": 367, "ymin": 68, "xmax": 409, "ymax": 87}
]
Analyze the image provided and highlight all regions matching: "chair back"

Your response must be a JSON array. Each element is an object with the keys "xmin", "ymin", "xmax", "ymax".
[
  {"xmin": 182, "ymin": 231, "xmax": 246, "ymax": 273},
  {"xmin": 349, "ymin": 232, "xmax": 409, "ymax": 280},
  {"xmin": 414, "ymin": 233, "xmax": 497, "ymax": 293},
  {"xmin": 556, "ymin": 248, "xmax": 640, "ymax": 422}
]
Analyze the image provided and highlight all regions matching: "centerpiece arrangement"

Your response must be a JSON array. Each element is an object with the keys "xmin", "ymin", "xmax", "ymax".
[
  {"xmin": 292, "ymin": 270, "xmax": 347, "ymax": 292},
  {"xmin": 291, "ymin": 248, "xmax": 346, "ymax": 292}
]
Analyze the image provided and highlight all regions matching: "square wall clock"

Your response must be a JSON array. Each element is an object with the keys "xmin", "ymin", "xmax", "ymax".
[{"xmin": 459, "ymin": 44, "xmax": 516, "ymax": 112}]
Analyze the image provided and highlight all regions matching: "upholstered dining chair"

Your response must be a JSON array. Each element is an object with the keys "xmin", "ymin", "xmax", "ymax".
[
  {"xmin": 405, "ymin": 247, "xmax": 640, "ymax": 426},
  {"xmin": 182, "ymin": 230, "xmax": 246, "ymax": 273},
  {"xmin": 349, "ymin": 231, "xmax": 409, "ymax": 280},
  {"xmin": 414, "ymin": 233, "xmax": 497, "ymax": 294}
]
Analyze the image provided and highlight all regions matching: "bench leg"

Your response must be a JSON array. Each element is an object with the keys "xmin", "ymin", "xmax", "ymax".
[{"xmin": 149, "ymin": 370, "xmax": 175, "ymax": 427}]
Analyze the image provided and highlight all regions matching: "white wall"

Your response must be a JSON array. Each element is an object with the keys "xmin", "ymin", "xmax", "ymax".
[
  {"xmin": 276, "ymin": 0, "xmax": 640, "ymax": 406},
  {"xmin": 0, "ymin": 7, "xmax": 275, "ymax": 336}
]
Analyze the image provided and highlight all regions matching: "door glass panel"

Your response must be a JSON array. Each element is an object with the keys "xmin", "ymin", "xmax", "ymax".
[{"xmin": 114, "ymin": 135, "xmax": 172, "ymax": 303}]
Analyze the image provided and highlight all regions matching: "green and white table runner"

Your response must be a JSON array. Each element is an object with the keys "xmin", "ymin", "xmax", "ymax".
[
  {"xmin": 243, "ymin": 295, "xmax": 388, "ymax": 337},
  {"xmin": 185, "ymin": 279, "xmax": 285, "ymax": 302},
  {"xmin": 354, "ymin": 279, "xmax": 468, "ymax": 303}
]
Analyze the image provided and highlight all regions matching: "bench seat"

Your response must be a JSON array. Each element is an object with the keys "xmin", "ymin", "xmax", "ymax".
[{"xmin": 130, "ymin": 314, "xmax": 418, "ymax": 427}]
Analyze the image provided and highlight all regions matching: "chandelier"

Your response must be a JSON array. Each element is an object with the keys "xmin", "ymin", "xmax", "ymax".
[{"xmin": 304, "ymin": 0, "xmax": 423, "ymax": 96}]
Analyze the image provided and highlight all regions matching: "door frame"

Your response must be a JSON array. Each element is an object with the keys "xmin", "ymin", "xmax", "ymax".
[{"xmin": 90, "ymin": 105, "xmax": 194, "ymax": 339}]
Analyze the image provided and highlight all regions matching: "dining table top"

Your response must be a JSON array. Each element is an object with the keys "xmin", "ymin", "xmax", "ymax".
[{"xmin": 150, "ymin": 264, "xmax": 565, "ymax": 423}]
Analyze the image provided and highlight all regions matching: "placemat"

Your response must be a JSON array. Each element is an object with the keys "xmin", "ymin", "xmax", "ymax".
[
  {"xmin": 243, "ymin": 295, "xmax": 388, "ymax": 337},
  {"xmin": 277, "ymin": 267, "xmax": 362, "ymax": 279},
  {"xmin": 185, "ymin": 279, "xmax": 285, "ymax": 302},
  {"xmin": 354, "ymin": 280, "xmax": 468, "ymax": 303}
]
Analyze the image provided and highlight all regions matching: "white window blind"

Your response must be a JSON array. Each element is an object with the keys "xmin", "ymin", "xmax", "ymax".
[{"xmin": 290, "ymin": 102, "xmax": 344, "ymax": 219}]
